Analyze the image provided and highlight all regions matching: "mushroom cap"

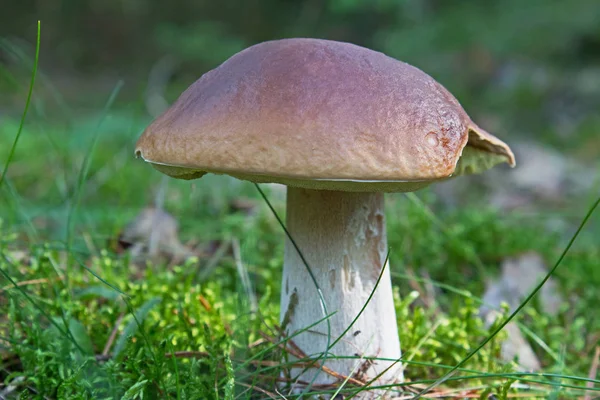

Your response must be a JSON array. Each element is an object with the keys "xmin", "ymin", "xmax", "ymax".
[{"xmin": 136, "ymin": 38, "xmax": 514, "ymax": 192}]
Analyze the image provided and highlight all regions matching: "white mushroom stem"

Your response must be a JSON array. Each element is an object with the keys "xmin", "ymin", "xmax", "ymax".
[{"xmin": 281, "ymin": 187, "xmax": 403, "ymax": 388}]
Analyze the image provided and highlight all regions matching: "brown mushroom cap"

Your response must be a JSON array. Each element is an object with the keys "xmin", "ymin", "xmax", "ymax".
[{"xmin": 135, "ymin": 38, "xmax": 515, "ymax": 192}]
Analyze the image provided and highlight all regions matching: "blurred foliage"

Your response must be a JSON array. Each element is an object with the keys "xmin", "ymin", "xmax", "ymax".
[
  {"xmin": 5, "ymin": 0, "xmax": 600, "ymax": 70},
  {"xmin": 3, "ymin": 0, "xmax": 600, "ymax": 154}
]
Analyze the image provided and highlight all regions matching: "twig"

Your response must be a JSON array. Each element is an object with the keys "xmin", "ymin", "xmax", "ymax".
[
  {"xmin": 198, "ymin": 294, "xmax": 212, "ymax": 312},
  {"xmin": 391, "ymin": 389, "xmax": 544, "ymax": 399},
  {"xmin": 406, "ymin": 267, "xmax": 428, "ymax": 305},
  {"xmin": 164, "ymin": 350, "xmax": 210, "ymax": 359},
  {"xmin": 255, "ymin": 374, "xmax": 337, "ymax": 389},
  {"xmin": 95, "ymin": 350, "xmax": 210, "ymax": 363},
  {"xmin": 584, "ymin": 346, "xmax": 600, "ymax": 400},
  {"xmin": 0, "ymin": 277, "xmax": 63, "ymax": 293},
  {"xmin": 102, "ymin": 313, "xmax": 124, "ymax": 356},
  {"xmin": 249, "ymin": 337, "xmax": 268, "ymax": 348},
  {"xmin": 236, "ymin": 382, "xmax": 279, "ymax": 399},
  {"xmin": 258, "ymin": 330, "xmax": 366, "ymax": 387},
  {"xmin": 274, "ymin": 387, "xmax": 290, "ymax": 399}
]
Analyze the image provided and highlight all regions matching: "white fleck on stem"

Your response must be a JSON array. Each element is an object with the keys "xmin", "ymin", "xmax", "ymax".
[{"xmin": 281, "ymin": 187, "xmax": 403, "ymax": 390}]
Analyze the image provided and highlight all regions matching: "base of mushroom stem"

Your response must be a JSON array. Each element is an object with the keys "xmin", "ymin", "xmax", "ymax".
[
  {"xmin": 278, "ymin": 367, "xmax": 405, "ymax": 399},
  {"xmin": 280, "ymin": 187, "xmax": 404, "ymax": 389}
]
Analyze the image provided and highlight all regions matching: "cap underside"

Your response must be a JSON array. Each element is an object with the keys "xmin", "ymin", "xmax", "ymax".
[{"xmin": 136, "ymin": 138, "xmax": 508, "ymax": 192}]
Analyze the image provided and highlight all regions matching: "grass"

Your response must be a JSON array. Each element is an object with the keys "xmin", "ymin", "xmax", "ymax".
[{"xmin": 1, "ymin": 29, "xmax": 600, "ymax": 399}]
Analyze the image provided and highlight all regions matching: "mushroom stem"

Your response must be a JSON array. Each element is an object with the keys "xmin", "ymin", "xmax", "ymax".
[{"xmin": 281, "ymin": 187, "xmax": 403, "ymax": 388}]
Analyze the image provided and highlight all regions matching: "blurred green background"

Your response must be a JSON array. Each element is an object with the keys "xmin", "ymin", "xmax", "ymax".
[{"xmin": 2, "ymin": 0, "xmax": 600, "ymax": 156}]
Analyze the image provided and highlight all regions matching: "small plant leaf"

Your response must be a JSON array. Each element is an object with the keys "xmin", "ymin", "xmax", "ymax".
[
  {"xmin": 75, "ymin": 285, "xmax": 121, "ymax": 301},
  {"xmin": 121, "ymin": 379, "xmax": 149, "ymax": 400},
  {"xmin": 68, "ymin": 318, "xmax": 95, "ymax": 356},
  {"xmin": 113, "ymin": 297, "xmax": 162, "ymax": 358}
]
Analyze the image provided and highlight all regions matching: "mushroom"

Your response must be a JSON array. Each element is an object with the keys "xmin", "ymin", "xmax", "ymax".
[{"xmin": 135, "ymin": 39, "xmax": 515, "ymax": 389}]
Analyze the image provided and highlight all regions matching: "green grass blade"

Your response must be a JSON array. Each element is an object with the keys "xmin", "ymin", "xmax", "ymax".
[
  {"xmin": 0, "ymin": 21, "xmax": 40, "ymax": 189},
  {"xmin": 410, "ymin": 194, "xmax": 600, "ymax": 399},
  {"xmin": 233, "ymin": 312, "xmax": 337, "ymax": 374},
  {"xmin": 405, "ymin": 192, "xmax": 487, "ymax": 277},
  {"xmin": 254, "ymin": 183, "xmax": 332, "ymax": 394},
  {"xmin": 0, "ymin": 252, "xmax": 85, "ymax": 354},
  {"xmin": 0, "ymin": 178, "xmax": 39, "ymax": 242},
  {"xmin": 65, "ymin": 80, "xmax": 124, "ymax": 254},
  {"xmin": 168, "ymin": 340, "xmax": 182, "ymax": 400}
]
